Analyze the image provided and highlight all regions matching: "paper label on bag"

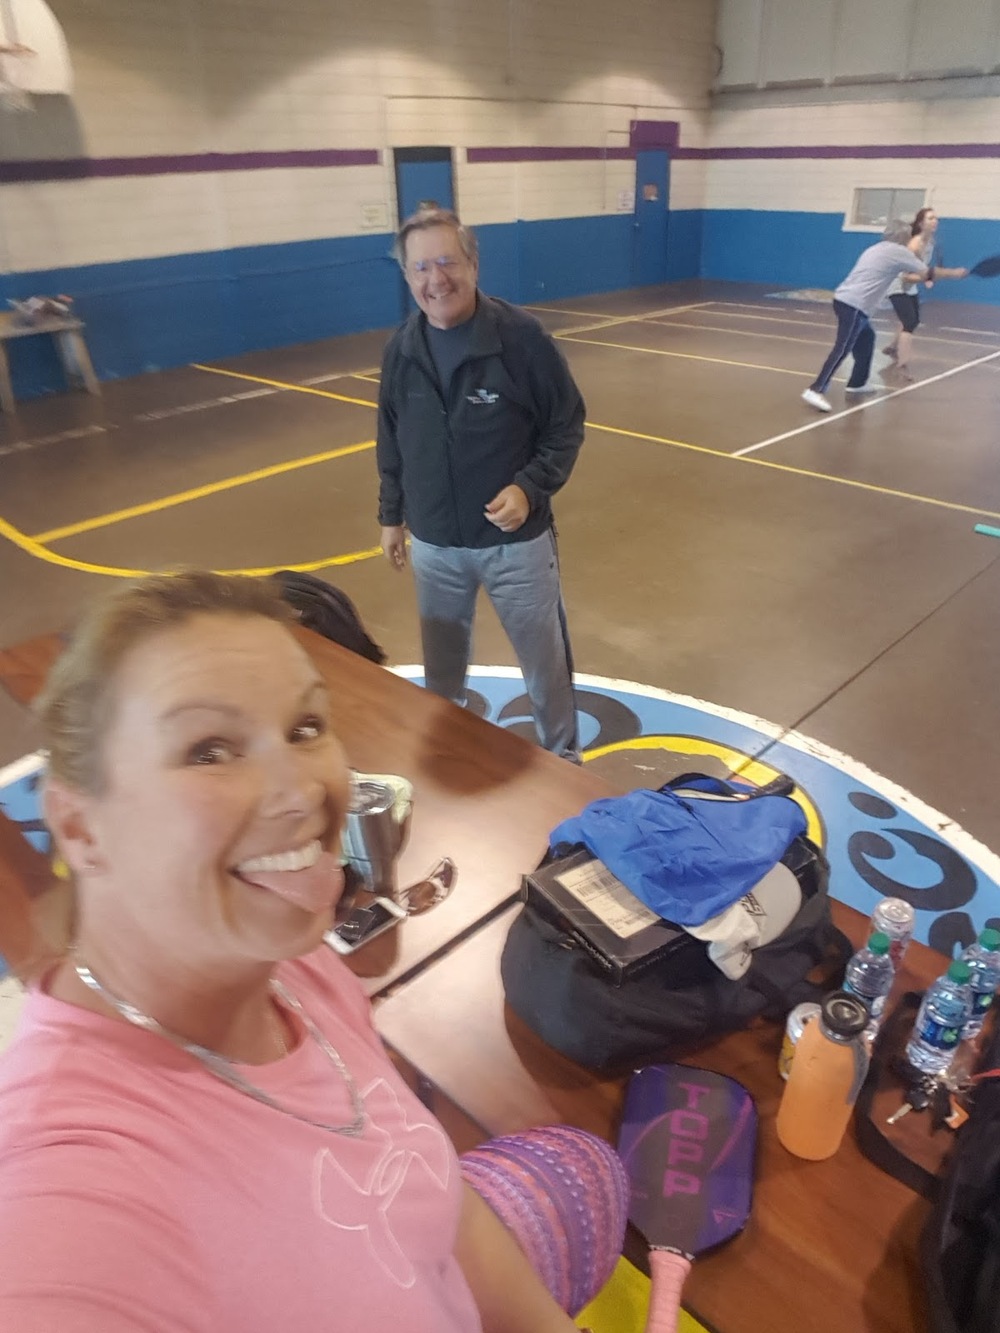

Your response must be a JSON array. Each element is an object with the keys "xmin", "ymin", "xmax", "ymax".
[{"xmin": 555, "ymin": 861, "xmax": 660, "ymax": 938}]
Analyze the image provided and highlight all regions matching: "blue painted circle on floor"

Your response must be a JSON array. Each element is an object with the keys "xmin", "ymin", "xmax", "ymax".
[
  {"xmin": 3, "ymin": 669, "xmax": 999, "ymax": 961},
  {"xmin": 396, "ymin": 667, "xmax": 1000, "ymax": 957}
]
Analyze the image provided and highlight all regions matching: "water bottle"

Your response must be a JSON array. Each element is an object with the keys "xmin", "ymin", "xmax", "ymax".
[
  {"xmin": 905, "ymin": 960, "xmax": 973, "ymax": 1075},
  {"xmin": 776, "ymin": 991, "xmax": 869, "ymax": 1160},
  {"xmin": 960, "ymin": 927, "xmax": 1000, "ymax": 1040},
  {"xmin": 842, "ymin": 931, "xmax": 895, "ymax": 1036},
  {"xmin": 870, "ymin": 897, "xmax": 915, "ymax": 968}
]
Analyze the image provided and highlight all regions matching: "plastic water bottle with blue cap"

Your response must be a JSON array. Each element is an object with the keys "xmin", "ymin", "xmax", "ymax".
[
  {"xmin": 905, "ymin": 960, "xmax": 973, "ymax": 1076},
  {"xmin": 960, "ymin": 927, "xmax": 1000, "ymax": 1041},
  {"xmin": 843, "ymin": 931, "xmax": 895, "ymax": 1038}
]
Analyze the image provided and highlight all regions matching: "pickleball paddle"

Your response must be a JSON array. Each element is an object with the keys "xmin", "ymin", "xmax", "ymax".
[
  {"xmin": 618, "ymin": 1064, "xmax": 757, "ymax": 1333},
  {"xmin": 969, "ymin": 254, "xmax": 1000, "ymax": 278}
]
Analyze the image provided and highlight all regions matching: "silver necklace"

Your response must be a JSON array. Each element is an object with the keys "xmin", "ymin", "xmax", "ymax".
[{"xmin": 73, "ymin": 961, "xmax": 365, "ymax": 1138}]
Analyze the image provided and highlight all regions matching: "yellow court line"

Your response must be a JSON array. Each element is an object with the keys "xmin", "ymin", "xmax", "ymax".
[
  {"xmin": 191, "ymin": 363, "xmax": 378, "ymax": 409},
  {"xmin": 0, "ymin": 513, "xmax": 381, "ymax": 580},
  {"xmin": 585, "ymin": 419, "xmax": 1000, "ymax": 523},
  {"xmin": 559, "ymin": 334, "xmax": 813, "ymax": 378},
  {"xmin": 33, "ymin": 440, "xmax": 377, "ymax": 544}
]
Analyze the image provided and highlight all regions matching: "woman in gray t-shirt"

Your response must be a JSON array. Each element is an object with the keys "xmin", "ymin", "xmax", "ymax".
[{"xmin": 802, "ymin": 221, "xmax": 928, "ymax": 413}]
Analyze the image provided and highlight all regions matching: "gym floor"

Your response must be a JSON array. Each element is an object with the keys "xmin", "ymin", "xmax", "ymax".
[{"xmin": 2, "ymin": 277, "xmax": 999, "ymax": 855}]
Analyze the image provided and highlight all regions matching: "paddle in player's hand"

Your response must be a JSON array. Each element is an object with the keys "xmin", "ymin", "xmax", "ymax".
[
  {"xmin": 618, "ymin": 1064, "xmax": 757, "ymax": 1333},
  {"xmin": 969, "ymin": 254, "xmax": 1000, "ymax": 278}
]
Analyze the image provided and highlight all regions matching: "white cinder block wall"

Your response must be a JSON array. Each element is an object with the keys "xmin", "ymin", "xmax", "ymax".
[
  {"xmin": 0, "ymin": 0, "xmax": 717, "ymax": 277},
  {"xmin": 705, "ymin": 0, "xmax": 1000, "ymax": 290},
  {"xmin": 707, "ymin": 100, "xmax": 1000, "ymax": 221}
]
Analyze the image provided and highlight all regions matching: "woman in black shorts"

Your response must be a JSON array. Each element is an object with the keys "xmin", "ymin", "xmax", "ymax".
[{"xmin": 883, "ymin": 208, "xmax": 967, "ymax": 376}]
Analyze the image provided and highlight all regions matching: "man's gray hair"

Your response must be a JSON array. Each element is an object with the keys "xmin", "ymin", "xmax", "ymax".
[
  {"xmin": 393, "ymin": 206, "xmax": 479, "ymax": 269},
  {"xmin": 883, "ymin": 219, "xmax": 913, "ymax": 246}
]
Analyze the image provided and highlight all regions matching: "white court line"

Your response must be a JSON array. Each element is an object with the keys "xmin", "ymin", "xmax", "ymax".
[
  {"xmin": 557, "ymin": 332, "xmax": 813, "ymax": 378},
  {"xmin": 642, "ymin": 317, "xmax": 961, "ymax": 364},
  {"xmin": 642, "ymin": 317, "xmax": 849, "ymax": 350},
  {"xmin": 552, "ymin": 301, "xmax": 713, "ymax": 338},
  {"xmin": 528, "ymin": 300, "xmax": 709, "ymax": 319},
  {"xmin": 941, "ymin": 325, "xmax": 1000, "ymax": 338},
  {"xmin": 554, "ymin": 316, "xmax": 648, "ymax": 336},
  {"xmin": 701, "ymin": 307, "xmax": 837, "ymax": 330},
  {"xmin": 733, "ymin": 347, "xmax": 1000, "ymax": 457},
  {"xmin": 702, "ymin": 303, "xmax": 1000, "ymax": 350},
  {"xmin": 526, "ymin": 303, "xmax": 621, "ymax": 318},
  {"xmin": 300, "ymin": 367, "xmax": 380, "ymax": 387},
  {"xmin": 705, "ymin": 301, "xmax": 831, "ymax": 321}
]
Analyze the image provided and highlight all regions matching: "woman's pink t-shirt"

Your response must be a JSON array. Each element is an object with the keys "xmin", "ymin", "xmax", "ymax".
[{"xmin": 0, "ymin": 949, "xmax": 483, "ymax": 1332}]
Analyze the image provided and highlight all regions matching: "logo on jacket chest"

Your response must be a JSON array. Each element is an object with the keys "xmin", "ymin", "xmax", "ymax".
[{"xmin": 466, "ymin": 388, "xmax": 500, "ymax": 405}]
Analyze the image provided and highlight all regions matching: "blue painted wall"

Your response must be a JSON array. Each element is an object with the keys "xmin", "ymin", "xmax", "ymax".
[
  {"xmin": 665, "ymin": 208, "xmax": 704, "ymax": 281},
  {"xmin": 5, "ymin": 210, "xmax": 707, "ymax": 401},
  {"xmin": 518, "ymin": 215, "xmax": 635, "ymax": 300},
  {"xmin": 6, "ymin": 203, "xmax": 997, "ymax": 400},
  {"xmin": 701, "ymin": 209, "xmax": 1000, "ymax": 301}
]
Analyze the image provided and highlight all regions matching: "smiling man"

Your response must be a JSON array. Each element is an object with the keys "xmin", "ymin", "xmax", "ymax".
[{"xmin": 376, "ymin": 207, "xmax": 585, "ymax": 762}]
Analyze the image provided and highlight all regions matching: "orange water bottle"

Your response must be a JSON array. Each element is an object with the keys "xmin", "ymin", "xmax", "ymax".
[{"xmin": 776, "ymin": 991, "xmax": 870, "ymax": 1160}]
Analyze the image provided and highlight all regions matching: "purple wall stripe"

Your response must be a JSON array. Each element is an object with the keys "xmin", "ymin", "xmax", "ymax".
[
  {"xmin": 673, "ymin": 142, "xmax": 1000, "ymax": 160},
  {"xmin": 1, "ymin": 139, "xmax": 998, "ymax": 185},
  {"xmin": 0, "ymin": 147, "xmax": 379, "ymax": 184},
  {"xmin": 470, "ymin": 141, "xmax": 1000, "ymax": 164},
  {"xmin": 629, "ymin": 120, "xmax": 680, "ymax": 149},
  {"xmin": 466, "ymin": 146, "xmax": 635, "ymax": 163}
]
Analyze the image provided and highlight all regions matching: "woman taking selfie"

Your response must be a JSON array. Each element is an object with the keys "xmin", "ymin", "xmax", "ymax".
[{"xmin": 0, "ymin": 571, "xmax": 623, "ymax": 1331}]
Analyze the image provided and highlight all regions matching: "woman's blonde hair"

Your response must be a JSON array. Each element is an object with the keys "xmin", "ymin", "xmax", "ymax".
[{"xmin": 35, "ymin": 571, "xmax": 292, "ymax": 794}]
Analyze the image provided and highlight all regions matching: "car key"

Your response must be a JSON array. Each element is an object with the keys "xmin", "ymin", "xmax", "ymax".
[{"xmin": 887, "ymin": 1085, "xmax": 931, "ymax": 1125}]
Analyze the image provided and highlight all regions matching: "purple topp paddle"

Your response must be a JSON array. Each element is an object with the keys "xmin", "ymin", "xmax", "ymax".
[{"xmin": 618, "ymin": 1064, "xmax": 757, "ymax": 1333}]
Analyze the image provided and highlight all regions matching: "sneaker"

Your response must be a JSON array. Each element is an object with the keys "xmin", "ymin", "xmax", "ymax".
[
  {"xmin": 844, "ymin": 384, "xmax": 875, "ymax": 395},
  {"xmin": 801, "ymin": 388, "xmax": 832, "ymax": 413},
  {"xmin": 883, "ymin": 344, "xmax": 898, "ymax": 360}
]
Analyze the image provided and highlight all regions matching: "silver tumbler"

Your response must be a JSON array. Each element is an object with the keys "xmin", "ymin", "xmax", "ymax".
[{"xmin": 341, "ymin": 772, "xmax": 413, "ymax": 901}]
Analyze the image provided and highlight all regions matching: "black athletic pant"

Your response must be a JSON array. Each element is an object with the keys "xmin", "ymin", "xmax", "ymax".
[{"xmin": 811, "ymin": 299, "xmax": 875, "ymax": 393}]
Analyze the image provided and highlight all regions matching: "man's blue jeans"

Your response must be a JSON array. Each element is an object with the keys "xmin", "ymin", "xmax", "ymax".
[{"xmin": 409, "ymin": 530, "xmax": 579, "ymax": 761}]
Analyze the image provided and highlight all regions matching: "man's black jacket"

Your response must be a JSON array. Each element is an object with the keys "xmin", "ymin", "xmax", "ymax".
[{"xmin": 376, "ymin": 294, "xmax": 585, "ymax": 548}]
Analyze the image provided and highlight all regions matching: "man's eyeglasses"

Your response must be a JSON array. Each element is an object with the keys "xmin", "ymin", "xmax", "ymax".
[{"xmin": 408, "ymin": 256, "xmax": 464, "ymax": 275}]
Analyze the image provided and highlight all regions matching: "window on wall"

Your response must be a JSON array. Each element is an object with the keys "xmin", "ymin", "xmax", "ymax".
[{"xmin": 846, "ymin": 187, "xmax": 926, "ymax": 231}]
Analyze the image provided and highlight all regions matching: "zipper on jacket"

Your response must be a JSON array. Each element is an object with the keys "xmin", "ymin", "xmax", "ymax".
[{"xmin": 443, "ymin": 354, "xmax": 484, "ymax": 547}]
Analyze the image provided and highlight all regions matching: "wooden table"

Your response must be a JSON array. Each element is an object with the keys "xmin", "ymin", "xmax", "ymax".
[
  {"xmin": 0, "ymin": 629, "xmax": 609, "ymax": 995},
  {"xmin": 297, "ymin": 631, "xmax": 611, "ymax": 993},
  {"xmin": 0, "ymin": 311, "xmax": 99, "ymax": 412},
  {"xmin": 0, "ymin": 625, "xmax": 945, "ymax": 1330},
  {"xmin": 376, "ymin": 902, "xmax": 946, "ymax": 1333}
]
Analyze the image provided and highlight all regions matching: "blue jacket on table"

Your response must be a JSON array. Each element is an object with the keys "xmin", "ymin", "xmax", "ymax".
[{"xmin": 376, "ymin": 294, "xmax": 586, "ymax": 549}]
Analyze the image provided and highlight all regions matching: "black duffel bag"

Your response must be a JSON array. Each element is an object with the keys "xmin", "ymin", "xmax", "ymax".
[{"xmin": 500, "ymin": 781, "xmax": 851, "ymax": 1075}]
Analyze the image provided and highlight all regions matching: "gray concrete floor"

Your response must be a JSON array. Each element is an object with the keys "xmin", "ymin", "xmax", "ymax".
[{"xmin": 2, "ymin": 278, "xmax": 999, "ymax": 851}]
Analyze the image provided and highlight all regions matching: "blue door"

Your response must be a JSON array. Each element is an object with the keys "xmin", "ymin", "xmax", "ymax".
[
  {"xmin": 393, "ymin": 150, "xmax": 456, "ymax": 315},
  {"xmin": 632, "ymin": 149, "xmax": 670, "ymax": 287},
  {"xmin": 395, "ymin": 157, "xmax": 454, "ymax": 223}
]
